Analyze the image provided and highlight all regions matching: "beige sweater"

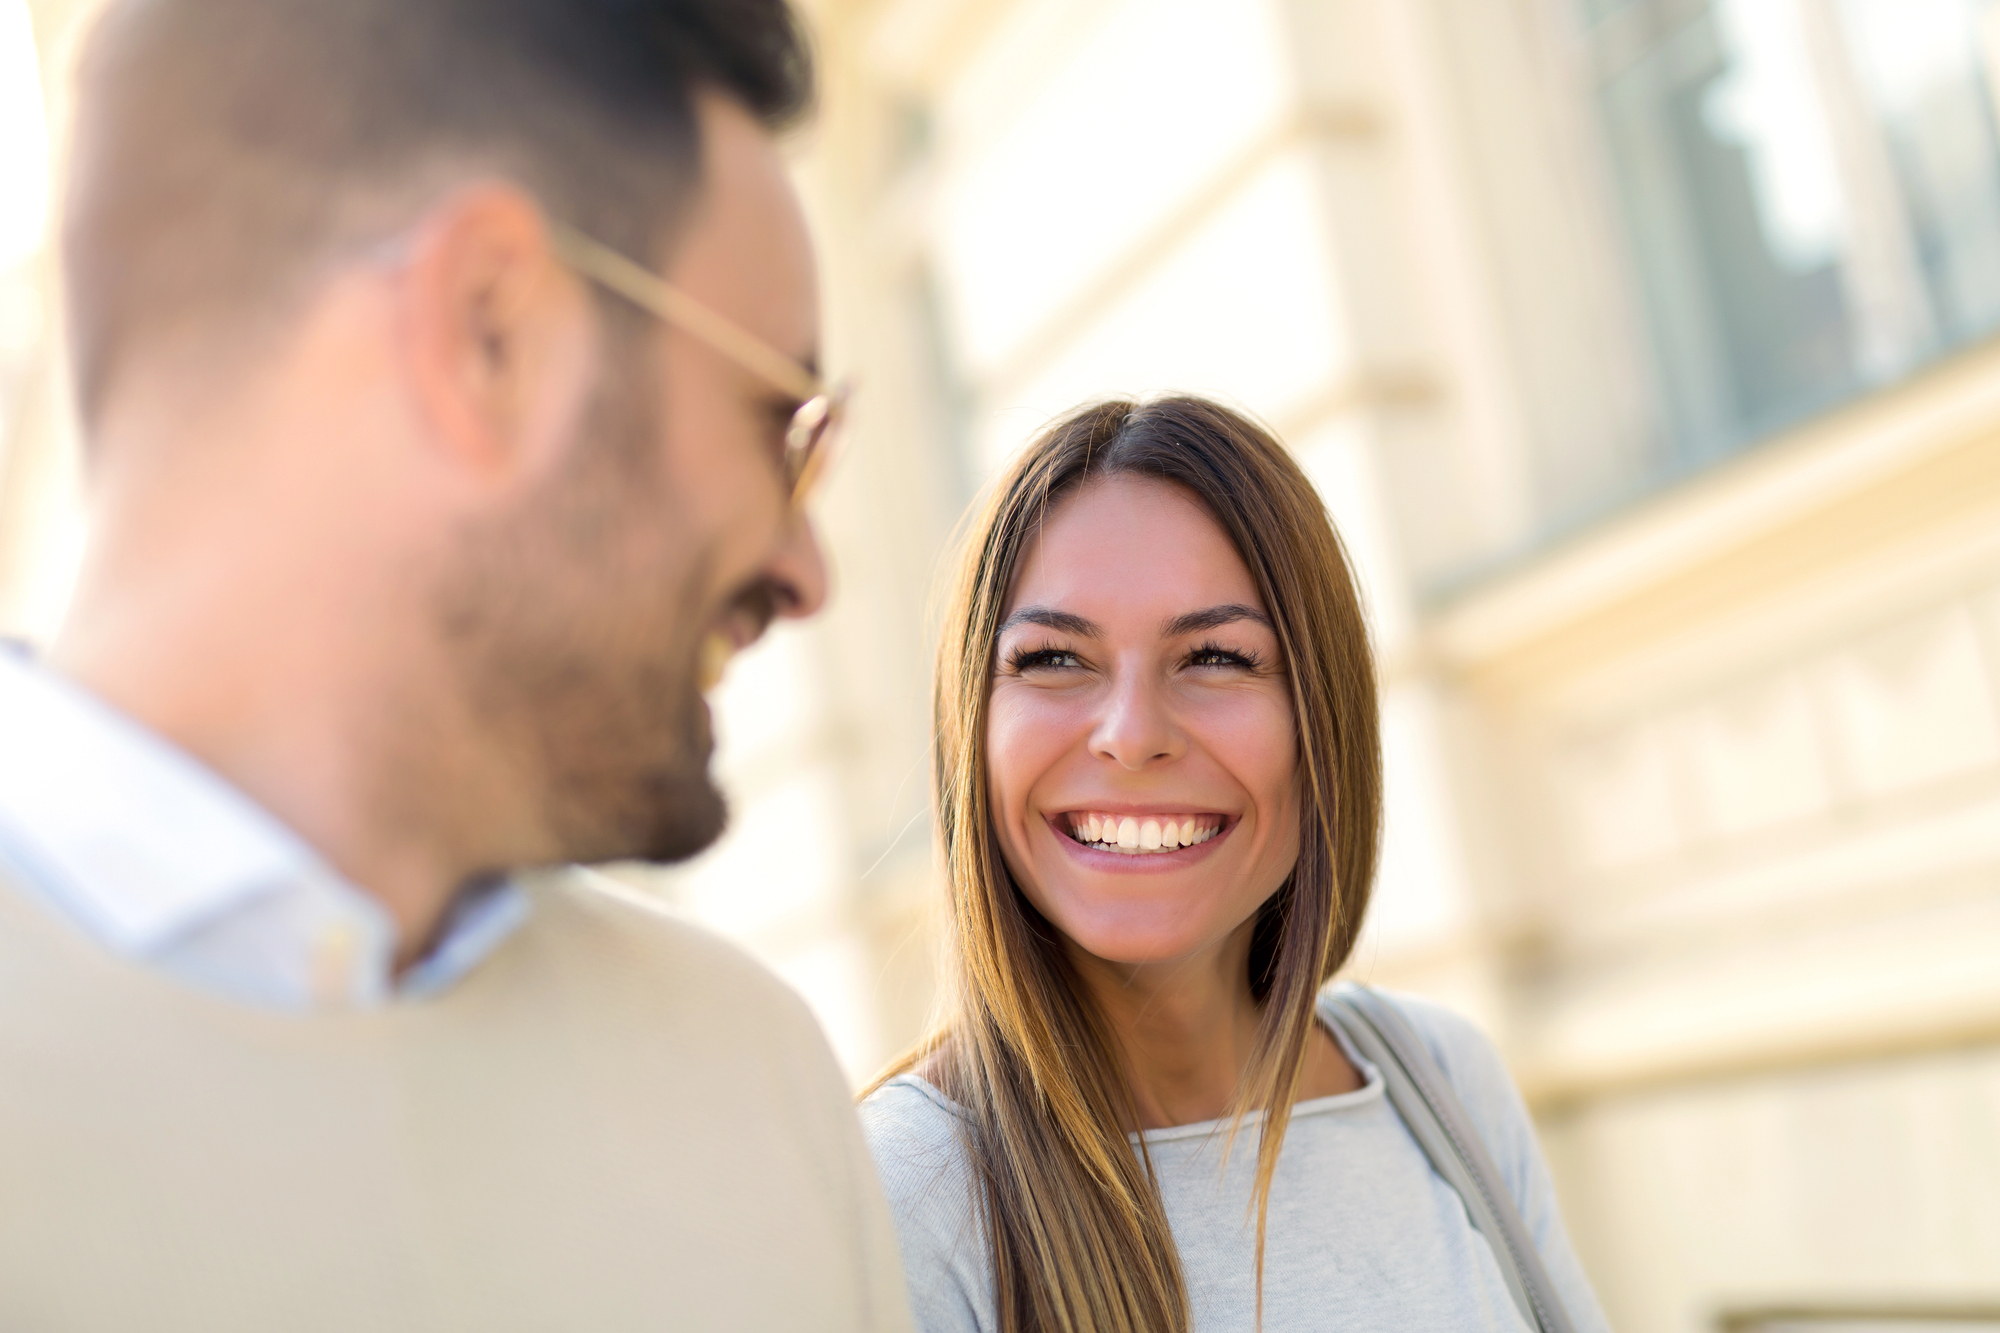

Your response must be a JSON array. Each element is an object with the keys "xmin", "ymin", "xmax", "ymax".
[{"xmin": 0, "ymin": 867, "xmax": 914, "ymax": 1332}]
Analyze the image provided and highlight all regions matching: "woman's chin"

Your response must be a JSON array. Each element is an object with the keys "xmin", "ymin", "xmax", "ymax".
[
  {"xmin": 1017, "ymin": 849, "xmax": 1273, "ymax": 974},
  {"xmin": 1049, "ymin": 909, "xmax": 1221, "ymax": 971}
]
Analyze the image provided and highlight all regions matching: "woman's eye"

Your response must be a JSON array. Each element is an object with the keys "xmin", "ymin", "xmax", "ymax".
[
  {"xmin": 1010, "ymin": 648, "xmax": 1083, "ymax": 673},
  {"xmin": 1189, "ymin": 648, "xmax": 1247, "ymax": 668}
]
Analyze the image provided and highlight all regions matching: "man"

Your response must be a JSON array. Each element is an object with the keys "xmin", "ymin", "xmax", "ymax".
[{"xmin": 0, "ymin": 1, "xmax": 913, "ymax": 1329}]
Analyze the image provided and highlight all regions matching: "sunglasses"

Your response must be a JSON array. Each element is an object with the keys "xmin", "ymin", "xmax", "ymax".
[{"xmin": 546, "ymin": 219, "xmax": 849, "ymax": 506}]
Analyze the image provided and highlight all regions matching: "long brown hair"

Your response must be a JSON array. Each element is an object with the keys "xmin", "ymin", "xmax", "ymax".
[{"xmin": 871, "ymin": 396, "xmax": 1382, "ymax": 1333}]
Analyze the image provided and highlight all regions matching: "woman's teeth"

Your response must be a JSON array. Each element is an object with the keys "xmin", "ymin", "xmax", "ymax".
[{"xmin": 1067, "ymin": 813, "xmax": 1222, "ymax": 855}]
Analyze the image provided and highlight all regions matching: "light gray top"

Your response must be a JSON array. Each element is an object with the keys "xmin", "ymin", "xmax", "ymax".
[{"xmin": 860, "ymin": 989, "xmax": 1612, "ymax": 1332}]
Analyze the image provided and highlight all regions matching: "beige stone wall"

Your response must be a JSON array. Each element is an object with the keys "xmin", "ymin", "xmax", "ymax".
[
  {"xmin": 1439, "ymin": 345, "xmax": 2000, "ymax": 1330},
  {"xmin": 0, "ymin": 0, "xmax": 82, "ymax": 643},
  {"xmin": 778, "ymin": 0, "xmax": 2000, "ymax": 1327}
]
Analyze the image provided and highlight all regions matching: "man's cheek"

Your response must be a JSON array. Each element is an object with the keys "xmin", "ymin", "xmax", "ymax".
[{"xmin": 714, "ymin": 495, "xmax": 788, "ymax": 588}]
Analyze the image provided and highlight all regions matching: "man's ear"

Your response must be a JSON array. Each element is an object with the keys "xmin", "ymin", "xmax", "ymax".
[{"xmin": 398, "ymin": 184, "xmax": 598, "ymax": 486}]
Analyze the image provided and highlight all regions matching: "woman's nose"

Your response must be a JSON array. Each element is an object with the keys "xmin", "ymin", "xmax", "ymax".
[{"xmin": 1088, "ymin": 667, "xmax": 1183, "ymax": 770}]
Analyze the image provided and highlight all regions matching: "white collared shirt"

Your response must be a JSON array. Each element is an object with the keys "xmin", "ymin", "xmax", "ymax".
[{"xmin": 0, "ymin": 643, "xmax": 527, "ymax": 1011}]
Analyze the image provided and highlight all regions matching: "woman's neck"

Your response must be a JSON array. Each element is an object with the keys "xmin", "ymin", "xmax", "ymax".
[
  {"xmin": 1066, "ymin": 926, "xmax": 1264, "ymax": 1130},
  {"xmin": 1064, "ymin": 923, "xmax": 1362, "ymax": 1131}
]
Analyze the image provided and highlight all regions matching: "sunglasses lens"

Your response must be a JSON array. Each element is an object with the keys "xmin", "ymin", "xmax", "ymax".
[{"xmin": 786, "ymin": 390, "xmax": 847, "ymax": 503}]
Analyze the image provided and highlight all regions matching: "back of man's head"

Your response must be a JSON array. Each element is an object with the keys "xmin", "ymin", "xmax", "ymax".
[{"xmin": 65, "ymin": 0, "xmax": 813, "ymax": 426}]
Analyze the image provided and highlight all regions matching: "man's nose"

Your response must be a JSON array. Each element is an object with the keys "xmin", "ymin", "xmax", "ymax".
[
  {"xmin": 767, "ymin": 509, "xmax": 830, "ymax": 621},
  {"xmin": 1089, "ymin": 667, "xmax": 1182, "ymax": 771}
]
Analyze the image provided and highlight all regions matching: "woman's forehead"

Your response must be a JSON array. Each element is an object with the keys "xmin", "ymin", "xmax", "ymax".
[{"xmin": 1006, "ymin": 473, "xmax": 1266, "ymax": 618}]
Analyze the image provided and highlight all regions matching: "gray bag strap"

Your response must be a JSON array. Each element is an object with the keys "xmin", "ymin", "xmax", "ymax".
[{"xmin": 1321, "ymin": 987, "xmax": 1576, "ymax": 1333}]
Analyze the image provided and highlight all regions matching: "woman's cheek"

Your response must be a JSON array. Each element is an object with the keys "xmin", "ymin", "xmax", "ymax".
[
  {"xmin": 984, "ymin": 689, "xmax": 1040, "ymax": 808},
  {"xmin": 989, "ymin": 686, "xmax": 1093, "ymax": 766},
  {"xmin": 1189, "ymin": 688, "xmax": 1297, "ymax": 792},
  {"xmin": 985, "ymin": 687, "xmax": 1072, "ymax": 847}
]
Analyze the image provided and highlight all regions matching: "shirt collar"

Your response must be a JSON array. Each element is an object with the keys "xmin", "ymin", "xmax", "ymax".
[{"xmin": 0, "ymin": 647, "xmax": 527, "ymax": 1009}]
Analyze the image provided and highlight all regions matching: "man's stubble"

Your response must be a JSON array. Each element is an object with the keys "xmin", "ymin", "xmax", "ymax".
[{"xmin": 434, "ymin": 338, "xmax": 734, "ymax": 869}]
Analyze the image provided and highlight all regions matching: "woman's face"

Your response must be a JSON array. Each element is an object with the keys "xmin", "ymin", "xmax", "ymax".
[{"xmin": 987, "ymin": 473, "xmax": 1300, "ymax": 969}]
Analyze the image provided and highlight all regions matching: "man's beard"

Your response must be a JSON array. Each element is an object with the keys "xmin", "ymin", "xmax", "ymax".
[
  {"xmin": 434, "ymin": 361, "xmax": 738, "ymax": 868},
  {"xmin": 518, "ymin": 567, "xmax": 730, "ymax": 867}
]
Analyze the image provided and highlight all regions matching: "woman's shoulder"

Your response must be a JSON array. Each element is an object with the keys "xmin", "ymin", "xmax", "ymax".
[
  {"xmin": 859, "ymin": 1073, "xmax": 984, "ymax": 1234},
  {"xmin": 861, "ymin": 1075, "xmax": 971, "ymax": 1168},
  {"xmin": 858, "ymin": 1075, "xmax": 995, "ymax": 1333},
  {"xmin": 1319, "ymin": 986, "xmax": 1616, "ymax": 1331},
  {"xmin": 1358, "ymin": 990, "xmax": 1514, "ymax": 1093},
  {"xmin": 1321, "ymin": 985, "xmax": 1546, "ymax": 1213}
]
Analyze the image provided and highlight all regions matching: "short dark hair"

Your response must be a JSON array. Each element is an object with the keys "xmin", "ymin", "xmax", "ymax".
[{"xmin": 63, "ymin": 0, "xmax": 815, "ymax": 421}]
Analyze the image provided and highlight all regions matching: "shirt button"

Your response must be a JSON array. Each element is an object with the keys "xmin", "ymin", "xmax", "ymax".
[{"xmin": 311, "ymin": 923, "xmax": 358, "ymax": 1007}]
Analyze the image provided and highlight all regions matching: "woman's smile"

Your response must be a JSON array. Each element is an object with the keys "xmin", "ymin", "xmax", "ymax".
[
  {"xmin": 1043, "ymin": 810, "xmax": 1234, "ymax": 872},
  {"xmin": 1063, "ymin": 811, "xmax": 1226, "ymax": 851}
]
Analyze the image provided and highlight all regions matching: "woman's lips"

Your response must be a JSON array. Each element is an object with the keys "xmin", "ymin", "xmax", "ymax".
[{"xmin": 1046, "ymin": 811, "xmax": 1234, "ymax": 866}]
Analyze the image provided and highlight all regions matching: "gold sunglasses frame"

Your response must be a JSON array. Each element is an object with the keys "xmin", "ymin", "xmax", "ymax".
[{"xmin": 546, "ymin": 220, "xmax": 848, "ymax": 505}]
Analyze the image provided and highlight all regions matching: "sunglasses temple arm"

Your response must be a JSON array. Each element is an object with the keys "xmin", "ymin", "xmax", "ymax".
[{"xmin": 548, "ymin": 222, "xmax": 823, "ymax": 404}]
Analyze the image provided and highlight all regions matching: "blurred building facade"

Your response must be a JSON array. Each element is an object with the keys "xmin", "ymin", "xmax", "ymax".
[
  {"xmin": 0, "ymin": 0, "xmax": 74, "ymax": 646},
  {"xmin": 771, "ymin": 1, "xmax": 2000, "ymax": 1328},
  {"xmin": 1, "ymin": 0, "xmax": 1997, "ymax": 1330}
]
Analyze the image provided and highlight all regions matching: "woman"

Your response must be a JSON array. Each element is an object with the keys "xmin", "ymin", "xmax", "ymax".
[{"xmin": 861, "ymin": 396, "xmax": 1609, "ymax": 1333}]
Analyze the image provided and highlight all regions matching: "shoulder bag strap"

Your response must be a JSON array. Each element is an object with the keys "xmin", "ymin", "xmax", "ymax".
[{"xmin": 1321, "ymin": 987, "xmax": 1577, "ymax": 1333}]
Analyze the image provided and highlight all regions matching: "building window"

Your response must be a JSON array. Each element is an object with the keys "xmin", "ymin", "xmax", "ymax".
[{"xmin": 1583, "ymin": 0, "xmax": 2000, "ymax": 469}]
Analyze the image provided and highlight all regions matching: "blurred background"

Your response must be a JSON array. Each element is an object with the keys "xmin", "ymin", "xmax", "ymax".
[{"xmin": 4, "ymin": 0, "xmax": 2000, "ymax": 1329}]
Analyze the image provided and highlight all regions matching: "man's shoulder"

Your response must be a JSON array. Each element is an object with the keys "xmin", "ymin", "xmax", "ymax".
[
  {"xmin": 526, "ymin": 865, "xmax": 738, "ymax": 949},
  {"xmin": 516, "ymin": 867, "xmax": 820, "ymax": 1032}
]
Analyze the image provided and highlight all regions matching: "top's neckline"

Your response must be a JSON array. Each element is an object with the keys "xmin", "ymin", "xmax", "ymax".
[
  {"xmin": 876, "ymin": 998, "xmax": 1387, "ymax": 1143},
  {"xmin": 1130, "ymin": 1011, "xmax": 1385, "ymax": 1143}
]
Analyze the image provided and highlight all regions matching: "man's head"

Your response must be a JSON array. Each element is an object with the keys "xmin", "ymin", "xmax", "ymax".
[{"xmin": 59, "ymin": 0, "xmax": 829, "ymax": 882}]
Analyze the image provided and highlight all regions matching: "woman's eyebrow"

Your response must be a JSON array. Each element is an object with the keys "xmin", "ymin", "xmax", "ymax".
[
  {"xmin": 998, "ymin": 607, "xmax": 1101, "ymax": 636},
  {"xmin": 1163, "ymin": 604, "xmax": 1273, "ymax": 636}
]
